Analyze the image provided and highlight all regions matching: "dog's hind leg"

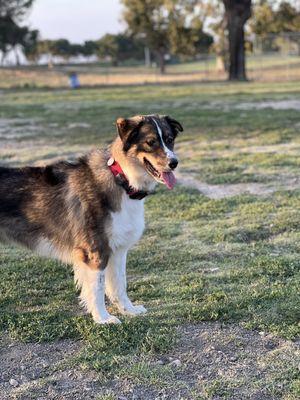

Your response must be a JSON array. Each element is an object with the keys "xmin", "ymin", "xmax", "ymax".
[
  {"xmin": 73, "ymin": 262, "xmax": 121, "ymax": 324},
  {"xmin": 105, "ymin": 248, "xmax": 147, "ymax": 316}
]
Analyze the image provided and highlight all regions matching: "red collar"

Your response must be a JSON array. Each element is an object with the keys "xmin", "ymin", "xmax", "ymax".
[{"xmin": 107, "ymin": 157, "xmax": 149, "ymax": 200}]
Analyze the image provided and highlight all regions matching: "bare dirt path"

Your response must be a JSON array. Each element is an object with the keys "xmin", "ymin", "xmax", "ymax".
[
  {"xmin": 1, "ymin": 323, "xmax": 299, "ymax": 399},
  {"xmin": 0, "ymin": 335, "xmax": 101, "ymax": 400},
  {"xmin": 177, "ymin": 173, "xmax": 300, "ymax": 199}
]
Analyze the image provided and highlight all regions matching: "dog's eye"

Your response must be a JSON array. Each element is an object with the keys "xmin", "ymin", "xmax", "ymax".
[
  {"xmin": 146, "ymin": 139, "xmax": 156, "ymax": 147},
  {"xmin": 165, "ymin": 137, "xmax": 173, "ymax": 145}
]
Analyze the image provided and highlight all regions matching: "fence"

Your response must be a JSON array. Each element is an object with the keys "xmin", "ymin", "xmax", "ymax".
[{"xmin": 249, "ymin": 32, "xmax": 300, "ymax": 82}]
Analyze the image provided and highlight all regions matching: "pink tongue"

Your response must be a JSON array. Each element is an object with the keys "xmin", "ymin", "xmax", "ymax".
[{"xmin": 161, "ymin": 172, "xmax": 176, "ymax": 190}]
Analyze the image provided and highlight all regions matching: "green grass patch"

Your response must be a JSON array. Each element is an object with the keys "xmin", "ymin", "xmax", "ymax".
[{"xmin": 1, "ymin": 80, "xmax": 300, "ymax": 398}]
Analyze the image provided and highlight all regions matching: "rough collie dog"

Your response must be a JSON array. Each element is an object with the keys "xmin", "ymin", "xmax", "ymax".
[{"xmin": 0, "ymin": 114, "xmax": 183, "ymax": 324}]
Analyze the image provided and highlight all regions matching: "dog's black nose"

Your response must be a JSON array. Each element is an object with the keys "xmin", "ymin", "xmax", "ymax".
[{"xmin": 168, "ymin": 158, "xmax": 178, "ymax": 170}]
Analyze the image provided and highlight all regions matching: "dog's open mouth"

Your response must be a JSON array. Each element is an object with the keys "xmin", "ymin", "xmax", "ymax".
[{"xmin": 143, "ymin": 158, "xmax": 176, "ymax": 190}]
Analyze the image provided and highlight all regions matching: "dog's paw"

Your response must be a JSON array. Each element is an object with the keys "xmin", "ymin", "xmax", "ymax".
[
  {"xmin": 123, "ymin": 304, "xmax": 148, "ymax": 316},
  {"xmin": 94, "ymin": 315, "xmax": 121, "ymax": 324}
]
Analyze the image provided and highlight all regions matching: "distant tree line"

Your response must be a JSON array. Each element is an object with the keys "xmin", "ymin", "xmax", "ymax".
[
  {"xmin": 20, "ymin": 32, "xmax": 213, "ymax": 68},
  {"xmin": 24, "ymin": 35, "xmax": 148, "ymax": 66},
  {"xmin": 0, "ymin": 0, "xmax": 214, "ymax": 68}
]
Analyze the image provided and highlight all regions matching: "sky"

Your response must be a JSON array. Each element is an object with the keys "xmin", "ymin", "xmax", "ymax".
[{"xmin": 28, "ymin": 0, "xmax": 123, "ymax": 43}]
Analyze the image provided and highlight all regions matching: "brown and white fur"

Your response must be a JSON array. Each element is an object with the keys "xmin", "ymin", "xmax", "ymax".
[{"xmin": 0, "ymin": 114, "xmax": 183, "ymax": 324}]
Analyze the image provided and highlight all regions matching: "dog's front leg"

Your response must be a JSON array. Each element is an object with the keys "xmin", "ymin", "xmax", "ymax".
[
  {"xmin": 73, "ymin": 251, "xmax": 121, "ymax": 324},
  {"xmin": 105, "ymin": 248, "xmax": 147, "ymax": 316}
]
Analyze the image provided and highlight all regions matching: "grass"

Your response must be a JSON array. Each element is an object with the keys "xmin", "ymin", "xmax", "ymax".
[
  {"xmin": 0, "ymin": 54, "xmax": 300, "ymax": 89},
  {"xmin": 0, "ymin": 80, "xmax": 300, "ymax": 399}
]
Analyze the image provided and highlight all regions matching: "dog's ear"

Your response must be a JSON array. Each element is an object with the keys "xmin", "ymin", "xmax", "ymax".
[
  {"xmin": 116, "ymin": 117, "xmax": 143, "ymax": 151},
  {"xmin": 165, "ymin": 116, "xmax": 184, "ymax": 135}
]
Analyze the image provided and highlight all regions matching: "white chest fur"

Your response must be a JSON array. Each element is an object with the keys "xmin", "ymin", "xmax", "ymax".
[{"xmin": 108, "ymin": 194, "xmax": 145, "ymax": 251}]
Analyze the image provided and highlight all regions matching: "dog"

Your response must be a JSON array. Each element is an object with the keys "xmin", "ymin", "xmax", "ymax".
[{"xmin": 0, "ymin": 114, "xmax": 183, "ymax": 324}]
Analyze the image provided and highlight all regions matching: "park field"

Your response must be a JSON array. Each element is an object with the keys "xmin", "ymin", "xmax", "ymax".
[
  {"xmin": 0, "ymin": 80, "xmax": 300, "ymax": 399},
  {"xmin": 0, "ymin": 54, "xmax": 300, "ymax": 89}
]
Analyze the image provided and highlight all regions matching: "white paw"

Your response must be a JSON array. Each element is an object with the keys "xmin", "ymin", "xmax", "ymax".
[
  {"xmin": 122, "ymin": 304, "xmax": 148, "ymax": 316},
  {"xmin": 94, "ymin": 314, "xmax": 121, "ymax": 324}
]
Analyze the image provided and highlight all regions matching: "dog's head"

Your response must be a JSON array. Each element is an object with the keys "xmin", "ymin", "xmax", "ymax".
[{"xmin": 116, "ymin": 114, "xmax": 183, "ymax": 189}]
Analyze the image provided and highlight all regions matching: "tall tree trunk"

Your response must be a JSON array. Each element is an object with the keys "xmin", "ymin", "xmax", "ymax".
[
  {"xmin": 1, "ymin": 51, "xmax": 6, "ymax": 66},
  {"xmin": 14, "ymin": 47, "xmax": 20, "ymax": 66},
  {"xmin": 157, "ymin": 50, "xmax": 165, "ymax": 74},
  {"xmin": 223, "ymin": 0, "xmax": 252, "ymax": 81},
  {"xmin": 144, "ymin": 46, "xmax": 151, "ymax": 67},
  {"xmin": 228, "ymin": 19, "xmax": 246, "ymax": 80}
]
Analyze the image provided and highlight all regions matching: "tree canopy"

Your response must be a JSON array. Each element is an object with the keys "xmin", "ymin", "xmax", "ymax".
[
  {"xmin": 252, "ymin": 1, "xmax": 300, "ymax": 35},
  {"xmin": 121, "ymin": 0, "xmax": 213, "ymax": 73},
  {"xmin": 0, "ymin": 0, "xmax": 34, "ymax": 19},
  {"xmin": 97, "ymin": 33, "xmax": 144, "ymax": 66},
  {"xmin": 0, "ymin": 0, "xmax": 35, "ymax": 64}
]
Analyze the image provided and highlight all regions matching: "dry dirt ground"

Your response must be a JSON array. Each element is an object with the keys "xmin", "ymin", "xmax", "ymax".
[
  {"xmin": 177, "ymin": 173, "xmax": 300, "ymax": 199},
  {"xmin": 1, "ymin": 323, "xmax": 299, "ymax": 400}
]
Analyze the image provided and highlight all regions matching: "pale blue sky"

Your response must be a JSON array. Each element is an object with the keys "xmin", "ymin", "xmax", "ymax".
[{"xmin": 28, "ymin": 0, "xmax": 123, "ymax": 42}]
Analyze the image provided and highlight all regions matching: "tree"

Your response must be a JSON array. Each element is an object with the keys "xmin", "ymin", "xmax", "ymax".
[
  {"xmin": 0, "ymin": 14, "xmax": 31, "ymax": 64},
  {"xmin": 97, "ymin": 34, "xmax": 119, "ymax": 65},
  {"xmin": 34, "ymin": 39, "xmax": 53, "ymax": 60},
  {"xmin": 115, "ymin": 34, "xmax": 144, "ymax": 63},
  {"xmin": 273, "ymin": 1, "xmax": 300, "ymax": 33},
  {"xmin": 10, "ymin": 26, "xmax": 26, "ymax": 65},
  {"xmin": 0, "ymin": 0, "xmax": 35, "ymax": 64},
  {"xmin": 0, "ymin": 15, "xmax": 16, "ymax": 63},
  {"xmin": 0, "ymin": 1, "xmax": 34, "ymax": 19},
  {"xmin": 82, "ymin": 40, "xmax": 98, "ymax": 57},
  {"xmin": 251, "ymin": 1, "xmax": 300, "ymax": 54},
  {"xmin": 121, "ymin": 0, "xmax": 213, "ymax": 73},
  {"xmin": 97, "ymin": 33, "xmax": 144, "ymax": 66},
  {"xmin": 122, "ymin": 0, "xmax": 170, "ymax": 73},
  {"xmin": 69, "ymin": 43, "xmax": 84, "ymax": 58},
  {"xmin": 223, "ymin": 0, "xmax": 252, "ymax": 81},
  {"xmin": 51, "ymin": 39, "xmax": 72, "ymax": 61},
  {"xmin": 22, "ymin": 29, "xmax": 39, "ymax": 62},
  {"xmin": 251, "ymin": 0, "xmax": 275, "ymax": 37},
  {"xmin": 252, "ymin": 1, "xmax": 300, "ymax": 36},
  {"xmin": 167, "ymin": 3, "xmax": 213, "ymax": 59}
]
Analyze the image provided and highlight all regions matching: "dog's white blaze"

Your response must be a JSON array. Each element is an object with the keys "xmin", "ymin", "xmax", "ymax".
[{"xmin": 152, "ymin": 118, "xmax": 175, "ymax": 160}]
